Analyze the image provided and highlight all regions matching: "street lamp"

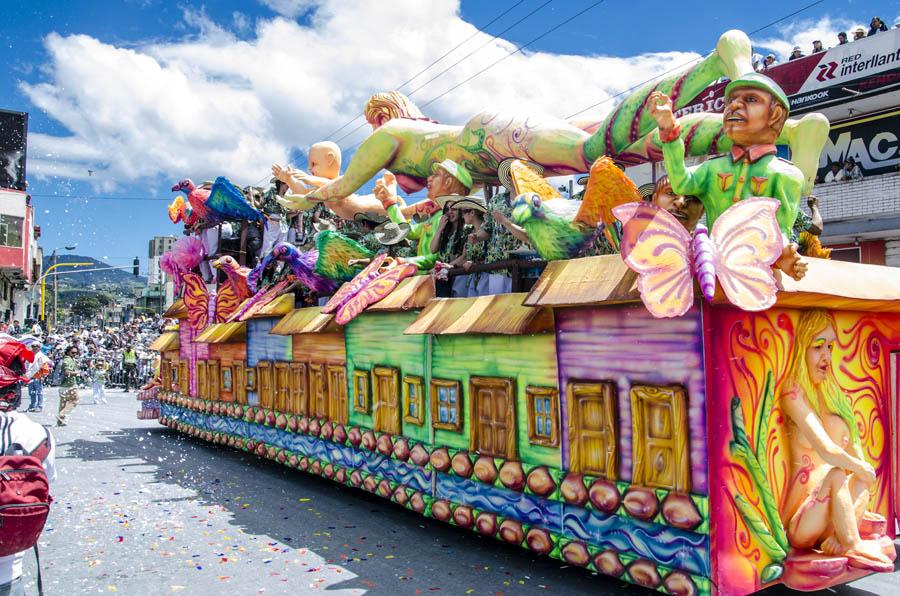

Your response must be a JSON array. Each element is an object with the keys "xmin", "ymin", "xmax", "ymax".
[{"xmin": 49, "ymin": 244, "xmax": 77, "ymax": 330}]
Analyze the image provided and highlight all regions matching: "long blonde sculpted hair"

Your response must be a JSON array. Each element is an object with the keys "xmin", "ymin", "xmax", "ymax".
[
  {"xmin": 785, "ymin": 309, "xmax": 860, "ymax": 447},
  {"xmin": 364, "ymin": 91, "xmax": 430, "ymax": 128}
]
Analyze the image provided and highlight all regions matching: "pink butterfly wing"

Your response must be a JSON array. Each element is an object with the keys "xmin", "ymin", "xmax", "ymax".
[
  {"xmin": 322, "ymin": 253, "xmax": 388, "ymax": 314},
  {"xmin": 335, "ymin": 264, "xmax": 418, "ymax": 325},
  {"xmin": 614, "ymin": 202, "xmax": 694, "ymax": 318},
  {"xmin": 710, "ymin": 197, "xmax": 783, "ymax": 312}
]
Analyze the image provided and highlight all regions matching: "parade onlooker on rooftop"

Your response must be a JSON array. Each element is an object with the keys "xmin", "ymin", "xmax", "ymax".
[
  {"xmin": 824, "ymin": 162, "xmax": 845, "ymax": 183},
  {"xmin": 788, "ymin": 46, "xmax": 805, "ymax": 61},
  {"xmin": 837, "ymin": 31, "xmax": 848, "ymax": 45},
  {"xmin": 853, "ymin": 27, "xmax": 867, "ymax": 41},
  {"xmin": 812, "ymin": 40, "xmax": 824, "ymax": 53},
  {"xmin": 762, "ymin": 54, "xmax": 777, "ymax": 69},
  {"xmin": 868, "ymin": 17, "xmax": 888, "ymax": 36},
  {"xmin": 844, "ymin": 158, "xmax": 864, "ymax": 181}
]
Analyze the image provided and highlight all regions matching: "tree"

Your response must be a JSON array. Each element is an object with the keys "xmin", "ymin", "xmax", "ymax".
[{"xmin": 71, "ymin": 295, "xmax": 102, "ymax": 319}]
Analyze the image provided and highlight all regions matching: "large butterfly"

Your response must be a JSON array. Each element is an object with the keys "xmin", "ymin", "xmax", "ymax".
[
  {"xmin": 612, "ymin": 197, "xmax": 784, "ymax": 318},
  {"xmin": 182, "ymin": 273, "xmax": 242, "ymax": 329},
  {"xmin": 323, "ymin": 255, "xmax": 417, "ymax": 325}
]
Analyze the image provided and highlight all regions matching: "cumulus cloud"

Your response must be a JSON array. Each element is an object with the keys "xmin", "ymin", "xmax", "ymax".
[
  {"xmin": 752, "ymin": 16, "xmax": 871, "ymax": 60},
  {"xmin": 20, "ymin": 0, "xmax": 835, "ymax": 189}
]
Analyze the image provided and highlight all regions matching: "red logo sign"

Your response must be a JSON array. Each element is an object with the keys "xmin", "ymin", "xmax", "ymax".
[{"xmin": 816, "ymin": 62, "xmax": 838, "ymax": 81}]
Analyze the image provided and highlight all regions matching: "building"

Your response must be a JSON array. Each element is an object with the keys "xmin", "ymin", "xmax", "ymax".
[
  {"xmin": 621, "ymin": 29, "xmax": 900, "ymax": 265},
  {"xmin": 0, "ymin": 108, "xmax": 39, "ymax": 323},
  {"xmin": 141, "ymin": 234, "xmax": 177, "ymax": 313}
]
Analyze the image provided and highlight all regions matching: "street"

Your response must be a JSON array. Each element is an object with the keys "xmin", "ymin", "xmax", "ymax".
[{"xmin": 17, "ymin": 387, "xmax": 899, "ymax": 595}]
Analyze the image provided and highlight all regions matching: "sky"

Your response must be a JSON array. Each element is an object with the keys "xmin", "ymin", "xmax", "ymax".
[{"xmin": 1, "ymin": 0, "xmax": 898, "ymax": 269}]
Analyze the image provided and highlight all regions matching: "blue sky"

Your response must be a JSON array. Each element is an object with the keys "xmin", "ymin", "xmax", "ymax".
[{"xmin": 1, "ymin": 0, "xmax": 897, "ymax": 268}]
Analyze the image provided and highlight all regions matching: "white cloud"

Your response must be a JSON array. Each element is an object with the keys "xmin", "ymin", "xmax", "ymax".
[
  {"xmin": 752, "ymin": 16, "xmax": 867, "ymax": 60},
  {"xmin": 21, "ymin": 0, "xmax": 836, "ymax": 190}
]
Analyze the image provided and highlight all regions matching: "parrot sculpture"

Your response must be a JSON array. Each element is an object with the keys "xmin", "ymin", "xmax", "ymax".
[
  {"xmin": 171, "ymin": 177, "xmax": 263, "ymax": 224},
  {"xmin": 249, "ymin": 242, "xmax": 338, "ymax": 295},
  {"xmin": 211, "ymin": 255, "xmax": 252, "ymax": 300},
  {"xmin": 509, "ymin": 157, "xmax": 642, "ymax": 260},
  {"xmin": 171, "ymin": 179, "xmax": 212, "ymax": 221}
]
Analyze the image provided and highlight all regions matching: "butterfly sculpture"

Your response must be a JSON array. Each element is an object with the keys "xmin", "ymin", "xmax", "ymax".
[
  {"xmin": 612, "ymin": 197, "xmax": 784, "ymax": 318},
  {"xmin": 321, "ymin": 254, "xmax": 418, "ymax": 325}
]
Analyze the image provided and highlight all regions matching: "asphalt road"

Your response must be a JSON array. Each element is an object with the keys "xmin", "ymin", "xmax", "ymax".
[{"xmin": 14, "ymin": 387, "xmax": 900, "ymax": 595}]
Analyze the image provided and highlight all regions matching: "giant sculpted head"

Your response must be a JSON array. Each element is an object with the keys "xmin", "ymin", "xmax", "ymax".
[{"xmin": 722, "ymin": 73, "xmax": 789, "ymax": 147}]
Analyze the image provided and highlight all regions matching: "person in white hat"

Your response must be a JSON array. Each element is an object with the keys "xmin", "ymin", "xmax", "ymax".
[{"xmin": 788, "ymin": 46, "xmax": 805, "ymax": 61}]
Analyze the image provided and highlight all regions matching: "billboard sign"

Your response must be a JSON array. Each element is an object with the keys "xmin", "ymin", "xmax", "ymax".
[
  {"xmin": 0, "ymin": 110, "xmax": 27, "ymax": 192},
  {"xmin": 816, "ymin": 110, "xmax": 900, "ymax": 178}
]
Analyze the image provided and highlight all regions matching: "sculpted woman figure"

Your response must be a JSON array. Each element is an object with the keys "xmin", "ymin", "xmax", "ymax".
[{"xmin": 780, "ymin": 309, "xmax": 894, "ymax": 572}]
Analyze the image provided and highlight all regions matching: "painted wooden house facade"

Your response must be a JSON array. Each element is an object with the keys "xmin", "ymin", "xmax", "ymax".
[{"xmin": 155, "ymin": 255, "xmax": 900, "ymax": 596}]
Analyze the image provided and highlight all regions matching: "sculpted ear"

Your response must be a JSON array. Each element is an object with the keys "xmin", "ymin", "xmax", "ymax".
[{"xmin": 768, "ymin": 102, "xmax": 787, "ymax": 131}]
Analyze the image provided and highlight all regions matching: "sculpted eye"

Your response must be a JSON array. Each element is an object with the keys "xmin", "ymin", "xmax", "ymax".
[{"xmin": 532, "ymin": 196, "xmax": 542, "ymax": 209}]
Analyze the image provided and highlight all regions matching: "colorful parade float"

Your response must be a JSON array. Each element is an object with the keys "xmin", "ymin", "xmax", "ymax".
[{"xmin": 147, "ymin": 29, "xmax": 899, "ymax": 595}]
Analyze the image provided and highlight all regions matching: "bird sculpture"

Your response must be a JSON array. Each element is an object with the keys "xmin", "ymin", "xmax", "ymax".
[
  {"xmin": 509, "ymin": 157, "xmax": 642, "ymax": 260},
  {"xmin": 249, "ymin": 242, "xmax": 338, "ymax": 295},
  {"xmin": 171, "ymin": 179, "xmax": 212, "ymax": 221},
  {"xmin": 211, "ymin": 255, "xmax": 252, "ymax": 300},
  {"xmin": 171, "ymin": 177, "xmax": 263, "ymax": 225}
]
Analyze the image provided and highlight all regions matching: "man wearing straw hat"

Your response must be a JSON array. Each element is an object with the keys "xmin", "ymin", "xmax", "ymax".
[{"xmin": 373, "ymin": 158, "xmax": 475, "ymax": 271}]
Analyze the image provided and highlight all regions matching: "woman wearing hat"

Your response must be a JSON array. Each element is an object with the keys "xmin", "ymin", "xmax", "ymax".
[{"xmin": 449, "ymin": 197, "xmax": 489, "ymax": 297}]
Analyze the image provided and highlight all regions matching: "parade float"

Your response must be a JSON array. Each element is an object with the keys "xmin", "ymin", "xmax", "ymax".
[{"xmin": 147, "ymin": 29, "xmax": 898, "ymax": 596}]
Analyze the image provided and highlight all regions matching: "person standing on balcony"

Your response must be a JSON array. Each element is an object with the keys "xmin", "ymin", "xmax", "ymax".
[
  {"xmin": 843, "ymin": 158, "xmax": 863, "ymax": 181},
  {"xmin": 837, "ymin": 31, "xmax": 848, "ymax": 45},
  {"xmin": 824, "ymin": 162, "xmax": 845, "ymax": 183},
  {"xmin": 853, "ymin": 27, "xmax": 867, "ymax": 41},
  {"xmin": 788, "ymin": 46, "xmax": 805, "ymax": 60},
  {"xmin": 867, "ymin": 17, "xmax": 888, "ymax": 36}
]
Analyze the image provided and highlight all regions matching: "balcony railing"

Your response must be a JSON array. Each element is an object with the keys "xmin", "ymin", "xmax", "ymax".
[{"xmin": 814, "ymin": 172, "xmax": 900, "ymax": 222}]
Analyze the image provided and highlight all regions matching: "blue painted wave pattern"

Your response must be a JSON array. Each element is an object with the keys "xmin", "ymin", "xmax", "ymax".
[
  {"xmin": 163, "ymin": 405, "xmax": 430, "ymax": 492},
  {"xmin": 563, "ymin": 505, "xmax": 709, "ymax": 576},
  {"xmin": 162, "ymin": 404, "xmax": 708, "ymax": 577},
  {"xmin": 436, "ymin": 473, "xmax": 562, "ymax": 528}
]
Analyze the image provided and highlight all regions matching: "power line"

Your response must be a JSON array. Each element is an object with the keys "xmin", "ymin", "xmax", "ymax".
[
  {"xmin": 29, "ymin": 194, "xmax": 169, "ymax": 201},
  {"xmin": 340, "ymin": 0, "xmax": 609, "ymax": 153},
  {"xmin": 565, "ymin": 0, "xmax": 826, "ymax": 119},
  {"xmin": 323, "ymin": 0, "xmax": 531, "ymax": 142}
]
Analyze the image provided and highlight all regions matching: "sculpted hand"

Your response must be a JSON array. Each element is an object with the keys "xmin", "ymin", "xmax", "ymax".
[
  {"xmin": 776, "ymin": 244, "xmax": 807, "ymax": 281},
  {"xmin": 374, "ymin": 172, "xmax": 400, "ymax": 208},
  {"xmin": 853, "ymin": 460, "xmax": 877, "ymax": 486},
  {"xmin": 648, "ymin": 91, "xmax": 678, "ymax": 134},
  {"xmin": 272, "ymin": 163, "xmax": 292, "ymax": 184}
]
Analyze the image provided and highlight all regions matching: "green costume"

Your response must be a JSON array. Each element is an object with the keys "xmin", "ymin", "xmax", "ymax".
[{"xmin": 660, "ymin": 73, "xmax": 803, "ymax": 240}]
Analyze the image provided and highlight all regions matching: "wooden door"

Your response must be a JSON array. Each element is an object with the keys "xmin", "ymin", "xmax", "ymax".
[
  {"xmin": 470, "ymin": 377, "xmax": 516, "ymax": 460},
  {"xmin": 257, "ymin": 361, "xmax": 273, "ymax": 409},
  {"xmin": 274, "ymin": 362, "xmax": 290, "ymax": 412},
  {"xmin": 630, "ymin": 384, "xmax": 689, "ymax": 491},
  {"xmin": 373, "ymin": 367, "xmax": 400, "ymax": 434},
  {"xmin": 208, "ymin": 361, "xmax": 220, "ymax": 401},
  {"xmin": 308, "ymin": 363, "xmax": 327, "ymax": 419},
  {"xmin": 233, "ymin": 363, "xmax": 247, "ymax": 405},
  {"xmin": 197, "ymin": 362, "xmax": 208, "ymax": 400},
  {"xmin": 179, "ymin": 360, "xmax": 189, "ymax": 395},
  {"xmin": 327, "ymin": 365, "xmax": 348, "ymax": 424},
  {"xmin": 290, "ymin": 363, "xmax": 308, "ymax": 415},
  {"xmin": 569, "ymin": 382, "xmax": 618, "ymax": 478}
]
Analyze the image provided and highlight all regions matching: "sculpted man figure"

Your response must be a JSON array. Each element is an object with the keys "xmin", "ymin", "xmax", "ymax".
[
  {"xmin": 278, "ymin": 31, "xmax": 755, "ymax": 210},
  {"xmin": 373, "ymin": 158, "xmax": 472, "ymax": 271},
  {"xmin": 648, "ymin": 73, "xmax": 809, "ymax": 280}
]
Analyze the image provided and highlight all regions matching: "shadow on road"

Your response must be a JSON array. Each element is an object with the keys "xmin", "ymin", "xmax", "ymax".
[{"xmin": 62, "ymin": 425, "xmax": 640, "ymax": 595}]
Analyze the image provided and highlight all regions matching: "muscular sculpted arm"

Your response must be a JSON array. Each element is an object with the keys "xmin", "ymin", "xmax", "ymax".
[
  {"xmin": 782, "ymin": 386, "xmax": 875, "ymax": 482},
  {"xmin": 305, "ymin": 131, "xmax": 402, "ymax": 202}
]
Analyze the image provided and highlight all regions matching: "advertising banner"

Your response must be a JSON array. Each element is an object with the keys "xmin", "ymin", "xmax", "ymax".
[
  {"xmin": 0, "ymin": 110, "xmax": 28, "ymax": 192},
  {"xmin": 673, "ymin": 29, "xmax": 900, "ymax": 116},
  {"xmin": 816, "ymin": 110, "xmax": 900, "ymax": 177}
]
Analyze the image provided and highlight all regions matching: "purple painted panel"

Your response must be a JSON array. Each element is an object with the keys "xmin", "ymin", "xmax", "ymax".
[
  {"xmin": 179, "ymin": 324, "xmax": 210, "ymax": 398},
  {"xmin": 555, "ymin": 304, "xmax": 707, "ymax": 493}
]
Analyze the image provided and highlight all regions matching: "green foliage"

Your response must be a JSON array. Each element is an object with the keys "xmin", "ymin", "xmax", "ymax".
[{"xmin": 728, "ymin": 376, "xmax": 790, "ymax": 563}]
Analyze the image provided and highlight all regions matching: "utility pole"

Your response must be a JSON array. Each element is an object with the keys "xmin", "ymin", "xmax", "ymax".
[{"xmin": 52, "ymin": 249, "xmax": 58, "ymax": 330}]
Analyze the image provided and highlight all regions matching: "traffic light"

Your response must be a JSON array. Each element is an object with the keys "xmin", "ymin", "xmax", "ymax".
[{"xmin": 133, "ymin": 257, "xmax": 139, "ymax": 276}]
